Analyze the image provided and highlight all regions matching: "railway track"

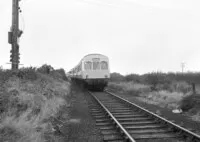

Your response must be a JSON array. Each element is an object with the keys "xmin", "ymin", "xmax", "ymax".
[{"xmin": 87, "ymin": 91, "xmax": 200, "ymax": 142}]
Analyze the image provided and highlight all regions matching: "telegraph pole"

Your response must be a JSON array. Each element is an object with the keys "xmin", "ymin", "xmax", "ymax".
[
  {"xmin": 8, "ymin": 0, "xmax": 23, "ymax": 70},
  {"xmin": 181, "ymin": 62, "xmax": 185, "ymax": 73}
]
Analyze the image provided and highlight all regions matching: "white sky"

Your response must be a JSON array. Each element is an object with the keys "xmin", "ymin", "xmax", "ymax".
[{"xmin": 0, "ymin": 0, "xmax": 199, "ymax": 75}]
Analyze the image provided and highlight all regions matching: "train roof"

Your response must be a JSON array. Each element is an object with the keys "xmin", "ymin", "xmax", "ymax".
[
  {"xmin": 83, "ymin": 53, "xmax": 108, "ymax": 59},
  {"xmin": 68, "ymin": 53, "xmax": 108, "ymax": 73}
]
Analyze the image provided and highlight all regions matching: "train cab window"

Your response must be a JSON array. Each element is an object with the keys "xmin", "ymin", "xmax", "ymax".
[
  {"xmin": 84, "ymin": 61, "xmax": 92, "ymax": 70},
  {"xmin": 101, "ymin": 61, "xmax": 108, "ymax": 70},
  {"xmin": 93, "ymin": 61, "xmax": 100, "ymax": 70}
]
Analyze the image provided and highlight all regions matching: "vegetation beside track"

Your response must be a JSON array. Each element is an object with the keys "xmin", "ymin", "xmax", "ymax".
[
  {"xmin": 107, "ymin": 72, "xmax": 200, "ymax": 122},
  {"xmin": 0, "ymin": 65, "xmax": 70, "ymax": 142}
]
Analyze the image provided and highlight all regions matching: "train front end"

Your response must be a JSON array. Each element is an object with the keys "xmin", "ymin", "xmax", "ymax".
[{"xmin": 82, "ymin": 54, "xmax": 110, "ymax": 90}]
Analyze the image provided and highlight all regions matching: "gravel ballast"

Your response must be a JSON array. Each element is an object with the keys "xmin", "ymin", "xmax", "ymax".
[{"xmin": 63, "ymin": 86, "xmax": 103, "ymax": 142}]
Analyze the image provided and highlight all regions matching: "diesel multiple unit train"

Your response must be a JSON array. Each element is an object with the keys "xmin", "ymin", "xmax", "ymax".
[{"xmin": 68, "ymin": 54, "xmax": 110, "ymax": 90}]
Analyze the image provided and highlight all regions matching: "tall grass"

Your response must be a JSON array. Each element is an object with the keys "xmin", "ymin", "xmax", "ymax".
[
  {"xmin": 108, "ymin": 81, "xmax": 150, "ymax": 95},
  {"xmin": 107, "ymin": 81, "xmax": 192, "ymax": 110},
  {"xmin": 0, "ymin": 65, "xmax": 70, "ymax": 142}
]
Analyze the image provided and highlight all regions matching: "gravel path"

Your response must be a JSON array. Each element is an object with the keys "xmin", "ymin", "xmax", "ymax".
[
  {"xmin": 63, "ymin": 86, "xmax": 103, "ymax": 142},
  {"xmin": 112, "ymin": 91, "xmax": 200, "ymax": 135}
]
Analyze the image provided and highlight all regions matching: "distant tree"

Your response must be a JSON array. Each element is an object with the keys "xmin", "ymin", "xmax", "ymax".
[
  {"xmin": 125, "ymin": 74, "xmax": 141, "ymax": 83},
  {"xmin": 110, "ymin": 72, "xmax": 125, "ymax": 82},
  {"xmin": 144, "ymin": 72, "xmax": 170, "ymax": 91}
]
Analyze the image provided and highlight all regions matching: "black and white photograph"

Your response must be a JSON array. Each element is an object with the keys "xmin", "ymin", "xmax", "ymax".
[{"xmin": 0, "ymin": 0, "xmax": 200, "ymax": 142}]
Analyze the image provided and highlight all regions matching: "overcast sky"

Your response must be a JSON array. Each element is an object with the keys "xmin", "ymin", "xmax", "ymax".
[{"xmin": 0, "ymin": 0, "xmax": 199, "ymax": 74}]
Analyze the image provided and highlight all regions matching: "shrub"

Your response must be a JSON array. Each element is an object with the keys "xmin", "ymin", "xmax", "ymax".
[
  {"xmin": 175, "ymin": 81, "xmax": 191, "ymax": 93},
  {"xmin": 126, "ymin": 89, "xmax": 141, "ymax": 96},
  {"xmin": 0, "ymin": 92, "xmax": 10, "ymax": 114},
  {"xmin": 125, "ymin": 74, "xmax": 141, "ymax": 83},
  {"xmin": 17, "ymin": 67, "xmax": 37, "ymax": 81},
  {"xmin": 108, "ymin": 82, "xmax": 124, "ymax": 92},
  {"xmin": 37, "ymin": 64, "xmax": 54, "ymax": 74},
  {"xmin": 179, "ymin": 95, "xmax": 195, "ymax": 111},
  {"xmin": 50, "ymin": 69, "xmax": 68, "ymax": 81},
  {"xmin": 0, "ymin": 68, "xmax": 70, "ymax": 142},
  {"xmin": 110, "ymin": 72, "xmax": 125, "ymax": 82}
]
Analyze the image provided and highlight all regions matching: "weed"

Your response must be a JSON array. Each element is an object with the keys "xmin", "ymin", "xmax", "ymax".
[{"xmin": 0, "ymin": 65, "xmax": 70, "ymax": 142}]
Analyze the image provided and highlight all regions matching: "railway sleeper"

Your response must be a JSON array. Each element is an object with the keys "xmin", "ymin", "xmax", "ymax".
[
  {"xmin": 117, "ymin": 117, "xmax": 152, "ymax": 121},
  {"xmin": 90, "ymin": 110, "xmax": 104, "ymax": 113},
  {"xmin": 96, "ymin": 118, "xmax": 112, "ymax": 123},
  {"xmin": 94, "ymin": 115, "xmax": 109, "ymax": 119},
  {"xmin": 111, "ymin": 112, "xmax": 136, "ymax": 115},
  {"xmin": 113, "ymin": 114, "xmax": 146, "ymax": 118},
  {"xmin": 91, "ymin": 111, "xmax": 105, "ymax": 115},
  {"xmin": 128, "ymin": 128, "xmax": 174, "ymax": 134},
  {"xmin": 131, "ymin": 132, "xmax": 181, "ymax": 140},
  {"xmin": 108, "ymin": 108, "xmax": 133, "ymax": 111},
  {"xmin": 96, "ymin": 122, "xmax": 113, "ymax": 126},
  {"xmin": 100, "ymin": 101, "xmax": 120, "ymax": 104},
  {"xmin": 120, "ymin": 120, "xmax": 156, "ymax": 125},
  {"xmin": 104, "ymin": 105, "xmax": 128, "ymax": 108},
  {"xmin": 124, "ymin": 124, "xmax": 166, "ymax": 129},
  {"xmin": 109, "ymin": 110, "xmax": 133, "ymax": 113},
  {"xmin": 99, "ymin": 125, "xmax": 117, "ymax": 130},
  {"xmin": 89, "ymin": 108, "xmax": 102, "ymax": 111},
  {"xmin": 101, "ymin": 130, "xmax": 120, "ymax": 135},
  {"xmin": 103, "ymin": 134, "xmax": 124, "ymax": 141}
]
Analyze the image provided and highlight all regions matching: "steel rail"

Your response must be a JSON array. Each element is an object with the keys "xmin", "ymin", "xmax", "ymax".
[
  {"xmin": 88, "ymin": 91, "xmax": 136, "ymax": 142},
  {"xmin": 105, "ymin": 90, "xmax": 200, "ymax": 140}
]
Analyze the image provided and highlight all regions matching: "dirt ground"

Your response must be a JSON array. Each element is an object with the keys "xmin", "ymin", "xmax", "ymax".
[{"xmin": 61, "ymin": 85, "xmax": 103, "ymax": 142}]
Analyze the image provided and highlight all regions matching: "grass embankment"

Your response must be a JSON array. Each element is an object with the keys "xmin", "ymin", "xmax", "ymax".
[
  {"xmin": 0, "ymin": 65, "xmax": 70, "ymax": 142},
  {"xmin": 107, "ymin": 81, "xmax": 200, "ymax": 122}
]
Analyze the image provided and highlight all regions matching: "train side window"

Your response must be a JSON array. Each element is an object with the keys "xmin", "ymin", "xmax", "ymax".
[
  {"xmin": 84, "ymin": 61, "xmax": 92, "ymax": 70},
  {"xmin": 101, "ymin": 61, "xmax": 108, "ymax": 70},
  {"xmin": 93, "ymin": 61, "xmax": 100, "ymax": 70},
  {"xmin": 79, "ymin": 64, "xmax": 81, "ymax": 71},
  {"xmin": 78, "ymin": 65, "xmax": 80, "ymax": 72}
]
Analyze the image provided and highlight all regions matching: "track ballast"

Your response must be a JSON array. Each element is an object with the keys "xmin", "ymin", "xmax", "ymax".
[{"xmin": 87, "ymin": 91, "xmax": 200, "ymax": 142}]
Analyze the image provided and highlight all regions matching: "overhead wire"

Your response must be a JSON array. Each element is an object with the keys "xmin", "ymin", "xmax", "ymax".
[
  {"xmin": 74, "ymin": 0, "xmax": 143, "ymax": 9},
  {"xmin": 75, "ymin": 0, "xmax": 120, "ymax": 8}
]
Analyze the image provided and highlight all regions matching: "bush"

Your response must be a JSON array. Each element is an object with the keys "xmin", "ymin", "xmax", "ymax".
[
  {"xmin": 125, "ymin": 74, "xmax": 141, "ymax": 83},
  {"xmin": 175, "ymin": 82, "xmax": 191, "ymax": 93},
  {"xmin": 110, "ymin": 72, "xmax": 125, "ymax": 82},
  {"xmin": 180, "ymin": 95, "xmax": 195, "ymax": 111},
  {"xmin": 0, "ymin": 65, "xmax": 70, "ymax": 142},
  {"xmin": 50, "ymin": 69, "xmax": 68, "ymax": 81},
  {"xmin": 108, "ymin": 82, "xmax": 124, "ymax": 92},
  {"xmin": 0, "ymin": 67, "xmax": 38, "ymax": 82},
  {"xmin": 0, "ymin": 92, "xmax": 10, "ymax": 114},
  {"xmin": 37, "ymin": 64, "xmax": 54, "ymax": 74},
  {"xmin": 16, "ymin": 67, "xmax": 37, "ymax": 81},
  {"xmin": 126, "ymin": 89, "xmax": 141, "ymax": 96}
]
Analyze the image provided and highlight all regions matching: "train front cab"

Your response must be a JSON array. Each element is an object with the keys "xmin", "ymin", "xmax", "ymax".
[{"xmin": 82, "ymin": 56, "xmax": 110, "ymax": 91}]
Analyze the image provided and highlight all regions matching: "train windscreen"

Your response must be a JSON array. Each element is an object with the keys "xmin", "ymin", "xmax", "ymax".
[
  {"xmin": 93, "ymin": 61, "xmax": 100, "ymax": 70},
  {"xmin": 84, "ymin": 61, "xmax": 92, "ymax": 70},
  {"xmin": 101, "ymin": 61, "xmax": 108, "ymax": 70}
]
